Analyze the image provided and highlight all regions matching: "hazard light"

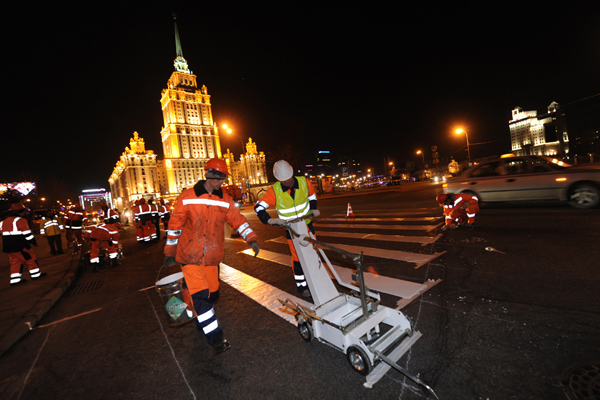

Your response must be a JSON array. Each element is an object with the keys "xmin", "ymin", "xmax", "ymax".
[
  {"xmin": 500, "ymin": 153, "xmax": 515, "ymax": 158},
  {"xmin": 555, "ymin": 177, "xmax": 567, "ymax": 182}
]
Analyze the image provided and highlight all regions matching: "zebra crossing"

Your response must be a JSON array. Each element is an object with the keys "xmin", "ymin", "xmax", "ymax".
[{"xmin": 222, "ymin": 207, "xmax": 445, "ymax": 326}]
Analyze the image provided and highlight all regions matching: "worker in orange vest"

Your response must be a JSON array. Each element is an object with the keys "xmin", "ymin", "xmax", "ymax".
[{"xmin": 436, "ymin": 192, "xmax": 479, "ymax": 230}]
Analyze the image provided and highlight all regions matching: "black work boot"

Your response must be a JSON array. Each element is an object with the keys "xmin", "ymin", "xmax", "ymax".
[
  {"xmin": 10, "ymin": 279, "xmax": 28, "ymax": 286},
  {"xmin": 212, "ymin": 338, "xmax": 231, "ymax": 354}
]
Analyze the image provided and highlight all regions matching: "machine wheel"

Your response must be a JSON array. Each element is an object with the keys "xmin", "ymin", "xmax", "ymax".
[
  {"xmin": 346, "ymin": 346, "xmax": 371, "ymax": 376},
  {"xmin": 568, "ymin": 183, "xmax": 600, "ymax": 209},
  {"xmin": 297, "ymin": 321, "xmax": 313, "ymax": 342}
]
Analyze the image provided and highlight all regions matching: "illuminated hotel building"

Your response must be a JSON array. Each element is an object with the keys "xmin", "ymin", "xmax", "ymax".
[
  {"xmin": 509, "ymin": 102, "xmax": 569, "ymax": 157},
  {"xmin": 108, "ymin": 131, "xmax": 160, "ymax": 211},
  {"xmin": 160, "ymin": 17, "xmax": 222, "ymax": 195},
  {"xmin": 108, "ymin": 16, "xmax": 267, "ymax": 210}
]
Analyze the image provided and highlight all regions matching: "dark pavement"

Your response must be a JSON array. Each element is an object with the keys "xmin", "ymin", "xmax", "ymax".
[{"xmin": 0, "ymin": 235, "xmax": 80, "ymax": 356}]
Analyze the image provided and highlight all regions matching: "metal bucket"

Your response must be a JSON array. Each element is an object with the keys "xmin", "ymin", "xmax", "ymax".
[{"xmin": 156, "ymin": 272, "xmax": 196, "ymax": 326}]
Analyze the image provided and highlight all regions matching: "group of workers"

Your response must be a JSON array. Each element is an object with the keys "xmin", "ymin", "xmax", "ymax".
[
  {"xmin": 132, "ymin": 198, "xmax": 170, "ymax": 243},
  {"xmin": 161, "ymin": 157, "xmax": 481, "ymax": 355},
  {"xmin": 1, "ymin": 153, "xmax": 479, "ymax": 355}
]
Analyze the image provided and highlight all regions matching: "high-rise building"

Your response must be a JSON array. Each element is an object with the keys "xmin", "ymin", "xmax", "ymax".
[
  {"xmin": 509, "ymin": 102, "xmax": 569, "ymax": 157},
  {"xmin": 160, "ymin": 16, "xmax": 222, "ymax": 195},
  {"xmin": 108, "ymin": 15, "xmax": 267, "ymax": 210}
]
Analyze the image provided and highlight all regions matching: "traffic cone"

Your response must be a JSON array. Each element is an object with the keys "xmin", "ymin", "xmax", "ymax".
[{"xmin": 346, "ymin": 203, "xmax": 355, "ymax": 218}]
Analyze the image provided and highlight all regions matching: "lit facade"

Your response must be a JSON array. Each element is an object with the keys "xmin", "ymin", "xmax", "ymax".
[
  {"xmin": 106, "ymin": 16, "xmax": 267, "ymax": 207},
  {"xmin": 159, "ymin": 17, "xmax": 221, "ymax": 196},
  {"xmin": 223, "ymin": 138, "xmax": 267, "ymax": 188},
  {"xmin": 509, "ymin": 102, "xmax": 569, "ymax": 157},
  {"xmin": 108, "ymin": 131, "xmax": 160, "ymax": 212}
]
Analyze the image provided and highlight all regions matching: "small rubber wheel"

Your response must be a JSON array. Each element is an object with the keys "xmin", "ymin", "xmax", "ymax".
[
  {"xmin": 297, "ymin": 321, "xmax": 313, "ymax": 342},
  {"xmin": 347, "ymin": 346, "xmax": 371, "ymax": 375}
]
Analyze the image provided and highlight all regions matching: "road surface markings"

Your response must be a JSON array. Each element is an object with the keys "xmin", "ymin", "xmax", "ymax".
[
  {"xmin": 261, "ymin": 239, "xmax": 445, "ymax": 269},
  {"xmin": 34, "ymin": 308, "xmax": 103, "ymax": 329},
  {"xmin": 315, "ymin": 223, "xmax": 442, "ymax": 232},
  {"xmin": 272, "ymin": 231, "xmax": 442, "ymax": 246},
  {"xmin": 219, "ymin": 263, "xmax": 310, "ymax": 326},
  {"xmin": 321, "ymin": 217, "xmax": 440, "ymax": 222},
  {"xmin": 241, "ymin": 249, "xmax": 432, "ymax": 299}
]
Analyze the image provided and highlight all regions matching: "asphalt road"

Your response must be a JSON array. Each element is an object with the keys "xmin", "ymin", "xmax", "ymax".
[{"xmin": 1, "ymin": 182, "xmax": 598, "ymax": 400}]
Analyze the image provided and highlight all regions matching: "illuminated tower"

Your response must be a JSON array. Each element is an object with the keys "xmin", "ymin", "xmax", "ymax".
[{"xmin": 160, "ymin": 15, "xmax": 222, "ymax": 195}]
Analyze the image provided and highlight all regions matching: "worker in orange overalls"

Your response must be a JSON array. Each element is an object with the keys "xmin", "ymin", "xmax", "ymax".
[
  {"xmin": 98, "ymin": 201, "xmax": 119, "ymax": 224},
  {"xmin": 85, "ymin": 215, "xmax": 121, "ymax": 267},
  {"xmin": 65, "ymin": 203, "xmax": 87, "ymax": 250},
  {"xmin": 1, "ymin": 203, "xmax": 47, "ymax": 285},
  {"xmin": 436, "ymin": 192, "xmax": 479, "ymax": 230},
  {"xmin": 254, "ymin": 160, "xmax": 320, "ymax": 298},
  {"xmin": 132, "ymin": 198, "xmax": 156, "ymax": 243},
  {"xmin": 164, "ymin": 158, "xmax": 259, "ymax": 354}
]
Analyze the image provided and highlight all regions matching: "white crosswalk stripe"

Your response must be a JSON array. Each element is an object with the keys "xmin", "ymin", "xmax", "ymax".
[
  {"xmin": 227, "ymin": 210, "xmax": 444, "ymax": 311},
  {"xmin": 219, "ymin": 263, "xmax": 311, "ymax": 326}
]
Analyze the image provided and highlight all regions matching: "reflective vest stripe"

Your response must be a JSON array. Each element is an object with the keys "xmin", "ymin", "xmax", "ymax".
[
  {"xmin": 274, "ymin": 177, "xmax": 311, "ymax": 221},
  {"xmin": 182, "ymin": 198, "xmax": 231, "ymax": 209}
]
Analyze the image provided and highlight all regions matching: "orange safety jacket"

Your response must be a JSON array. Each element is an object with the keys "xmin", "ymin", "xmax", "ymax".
[
  {"xmin": 441, "ymin": 193, "xmax": 479, "ymax": 225},
  {"xmin": 133, "ymin": 203, "xmax": 153, "ymax": 225},
  {"xmin": 165, "ymin": 181, "xmax": 257, "ymax": 266},
  {"xmin": 65, "ymin": 208, "xmax": 87, "ymax": 230},
  {"xmin": 86, "ymin": 223, "xmax": 120, "ymax": 245}
]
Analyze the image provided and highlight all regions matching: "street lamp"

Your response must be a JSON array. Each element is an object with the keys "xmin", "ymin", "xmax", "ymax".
[
  {"xmin": 222, "ymin": 123, "xmax": 249, "ymax": 191},
  {"xmin": 416, "ymin": 150, "xmax": 425, "ymax": 167},
  {"xmin": 455, "ymin": 128, "xmax": 471, "ymax": 163}
]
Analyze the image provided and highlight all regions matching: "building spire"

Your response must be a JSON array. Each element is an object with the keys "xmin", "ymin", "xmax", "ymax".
[{"xmin": 172, "ymin": 13, "xmax": 191, "ymax": 74}]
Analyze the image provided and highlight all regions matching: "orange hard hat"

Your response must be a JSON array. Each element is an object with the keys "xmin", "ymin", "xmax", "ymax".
[
  {"xmin": 10, "ymin": 202, "xmax": 25, "ymax": 212},
  {"xmin": 436, "ymin": 193, "xmax": 448, "ymax": 204},
  {"xmin": 205, "ymin": 158, "xmax": 229, "ymax": 178}
]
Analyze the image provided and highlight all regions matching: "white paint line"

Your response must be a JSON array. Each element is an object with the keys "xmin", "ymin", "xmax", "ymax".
[
  {"xmin": 145, "ymin": 291, "xmax": 197, "ymax": 400},
  {"xmin": 312, "ymin": 243, "xmax": 446, "ymax": 269},
  {"xmin": 242, "ymin": 249, "xmax": 430, "ymax": 299},
  {"xmin": 396, "ymin": 279, "xmax": 442, "ymax": 310},
  {"xmin": 35, "ymin": 308, "xmax": 103, "ymax": 329},
  {"xmin": 316, "ymin": 223, "xmax": 442, "ymax": 232},
  {"xmin": 17, "ymin": 328, "xmax": 51, "ymax": 400},
  {"xmin": 220, "ymin": 263, "xmax": 311, "ymax": 326},
  {"xmin": 321, "ymin": 217, "xmax": 439, "ymax": 222},
  {"xmin": 312, "ymin": 231, "xmax": 442, "ymax": 246}
]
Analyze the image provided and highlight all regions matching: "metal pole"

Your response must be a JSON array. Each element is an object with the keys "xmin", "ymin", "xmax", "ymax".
[{"xmin": 465, "ymin": 131, "xmax": 471, "ymax": 163}]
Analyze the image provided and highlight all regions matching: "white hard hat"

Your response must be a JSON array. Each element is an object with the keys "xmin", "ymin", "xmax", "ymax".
[{"xmin": 273, "ymin": 160, "xmax": 293, "ymax": 181}]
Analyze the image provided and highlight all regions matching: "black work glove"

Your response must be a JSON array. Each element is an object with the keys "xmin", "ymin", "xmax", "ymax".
[
  {"xmin": 163, "ymin": 256, "xmax": 178, "ymax": 267},
  {"xmin": 461, "ymin": 202, "xmax": 470, "ymax": 210},
  {"xmin": 249, "ymin": 241, "xmax": 260, "ymax": 257}
]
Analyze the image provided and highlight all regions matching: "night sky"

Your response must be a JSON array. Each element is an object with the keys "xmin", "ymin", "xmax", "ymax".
[{"xmin": 3, "ymin": 2, "xmax": 600, "ymax": 195}]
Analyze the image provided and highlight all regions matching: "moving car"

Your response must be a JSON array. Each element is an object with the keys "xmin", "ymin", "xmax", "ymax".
[{"xmin": 443, "ymin": 155, "xmax": 600, "ymax": 209}]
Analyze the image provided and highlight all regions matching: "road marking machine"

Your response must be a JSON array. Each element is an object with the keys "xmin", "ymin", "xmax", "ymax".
[{"xmin": 279, "ymin": 217, "xmax": 438, "ymax": 399}]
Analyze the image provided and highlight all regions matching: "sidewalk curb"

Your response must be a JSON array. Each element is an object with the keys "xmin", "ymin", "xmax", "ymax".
[{"xmin": 0, "ymin": 270, "xmax": 78, "ymax": 357}]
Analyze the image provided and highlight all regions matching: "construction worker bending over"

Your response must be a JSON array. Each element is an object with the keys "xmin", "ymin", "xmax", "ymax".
[
  {"xmin": 1, "ymin": 203, "xmax": 47, "ymax": 286},
  {"xmin": 436, "ymin": 192, "xmax": 479, "ymax": 230},
  {"xmin": 164, "ymin": 158, "xmax": 260, "ymax": 354},
  {"xmin": 254, "ymin": 160, "xmax": 320, "ymax": 299}
]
